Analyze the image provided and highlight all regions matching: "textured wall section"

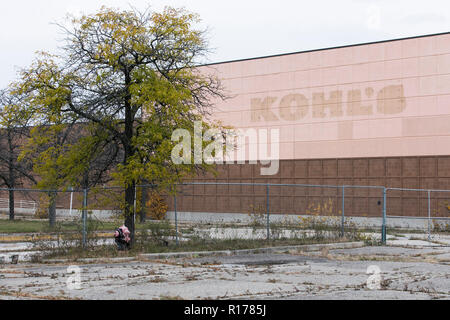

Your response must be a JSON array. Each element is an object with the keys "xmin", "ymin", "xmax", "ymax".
[
  {"xmin": 172, "ymin": 34, "xmax": 450, "ymax": 219},
  {"xmin": 199, "ymin": 33, "xmax": 450, "ymax": 161},
  {"xmin": 174, "ymin": 156, "xmax": 450, "ymax": 218}
]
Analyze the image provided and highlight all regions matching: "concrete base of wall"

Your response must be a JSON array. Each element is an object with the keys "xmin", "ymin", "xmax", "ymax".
[
  {"xmin": 3, "ymin": 207, "xmax": 448, "ymax": 231},
  {"xmin": 0, "ymin": 209, "xmax": 121, "ymax": 220},
  {"xmin": 55, "ymin": 209, "xmax": 121, "ymax": 220},
  {"xmin": 166, "ymin": 211, "xmax": 450, "ymax": 231},
  {"xmin": 0, "ymin": 208, "xmax": 36, "ymax": 215}
]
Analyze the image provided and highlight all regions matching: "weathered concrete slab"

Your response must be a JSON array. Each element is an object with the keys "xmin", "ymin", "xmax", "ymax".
[{"xmin": 0, "ymin": 245, "xmax": 448, "ymax": 300}]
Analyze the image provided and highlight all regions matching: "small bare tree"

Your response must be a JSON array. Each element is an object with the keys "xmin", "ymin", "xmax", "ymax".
[{"xmin": 0, "ymin": 90, "xmax": 36, "ymax": 220}]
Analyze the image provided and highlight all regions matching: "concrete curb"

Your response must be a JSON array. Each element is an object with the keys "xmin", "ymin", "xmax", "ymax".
[
  {"xmin": 138, "ymin": 241, "xmax": 365, "ymax": 261},
  {"xmin": 40, "ymin": 256, "xmax": 137, "ymax": 264},
  {"xmin": 37, "ymin": 241, "xmax": 364, "ymax": 265}
]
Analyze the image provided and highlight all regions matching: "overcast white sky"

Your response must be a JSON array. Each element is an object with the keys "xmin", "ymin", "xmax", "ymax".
[{"xmin": 0, "ymin": 0, "xmax": 449, "ymax": 88}]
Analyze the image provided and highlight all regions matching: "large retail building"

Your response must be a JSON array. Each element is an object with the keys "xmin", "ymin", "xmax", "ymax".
[{"xmin": 173, "ymin": 32, "xmax": 450, "ymax": 220}]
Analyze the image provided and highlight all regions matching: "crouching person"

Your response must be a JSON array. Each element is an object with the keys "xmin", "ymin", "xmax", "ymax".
[{"xmin": 114, "ymin": 225, "xmax": 131, "ymax": 250}]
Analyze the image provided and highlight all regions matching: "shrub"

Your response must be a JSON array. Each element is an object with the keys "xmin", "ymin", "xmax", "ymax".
[
  {"xmin": 247, "ymin": 204, "xmax": 266, "ymax": 227},
  {"xmin": 34, "ymin": 194, "xmax": 50, "ymax": 219},
  {"xmin": 145, "ymin": 190, "xmax": 168, "ymax": 220}
]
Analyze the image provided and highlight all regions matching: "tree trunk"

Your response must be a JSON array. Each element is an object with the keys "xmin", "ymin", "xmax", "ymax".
[
  {"xmin": 123, "ymin": 71, "xmax": 136, "ymax": 244},
  {"xmin": 8, "ymin": 130, "xmax": 15, "ymax": 221},
  {"xmin": 124, "ymin": 182, "xmax": 135, "ymax": 245},
  {"xmin": 48, "ymin": 192, "xmax": 57, "ymax": 227},
  {"xmin": 8, "ymin": 189, "xmax": 14, "ymax": 221}
]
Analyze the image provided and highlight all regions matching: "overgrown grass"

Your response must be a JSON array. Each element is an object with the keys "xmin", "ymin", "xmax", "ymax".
[
  {"xmin": 0, "ymin": 218, "xmax": 116, "ymax": 234},
  {"xmin": 37, "ymin": 235, "xmax": 357, "ymax": 261},
  {"xmin": 0, "ymin": 217, "xmax": 169, "ymax": 234},
  {"xmin": 7, "ymin": 212, "xmax": 449, "ymax": 262},
  {"xmin": 0, "ymin": 219, "xmax": 50, "ymax": 233},
  {"xmin": 29, "ymin": 217, "xmax": 370, "ymax": 261}
]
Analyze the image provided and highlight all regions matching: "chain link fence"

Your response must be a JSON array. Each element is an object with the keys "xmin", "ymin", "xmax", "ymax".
[
  {"xmin": 1, "ymin": 183, "xmax": 449, "ymax": 250},
  {"xmin": 169, "ymin": 182, "xmax": 386, "ymax": 244},
  {"xmin": 385, "ymin": 187, "xmax": 450, "ymax": 241}
]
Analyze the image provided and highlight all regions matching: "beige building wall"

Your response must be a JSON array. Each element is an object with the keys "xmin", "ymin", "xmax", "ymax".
[{"xmin": 200, "ymin": 33, "xmax": 450, "ymax": 161}]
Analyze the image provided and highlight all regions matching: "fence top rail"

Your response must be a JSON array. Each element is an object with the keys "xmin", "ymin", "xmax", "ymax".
[
  {"xmin": 387, "ymin": 215, "xmax": 450, "ymax": 220},
  {"xmin": 386, "ymin": 187, "xmax": 450, "ymax": 193},
  {"xmin": 2, "ymin": 184, "xmax": 450, "ymax": 193},
  {"xmin": 0, "ymin": 183, "xmax": 385, "ymax": 192},
  {"xmin": 175, "ymin": 182, "xmax": 386, "ymax": 189},
  {"xmin": 0, "ymin": 187, "xmax": 86, "ymax": 193}
]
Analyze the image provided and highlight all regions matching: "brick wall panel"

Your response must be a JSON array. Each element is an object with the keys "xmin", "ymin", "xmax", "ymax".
[
  {"xmin": 353, "ymin": 198, "xmax": 369, "ymax": 216},
  {"xmin": 403, "ymin": 197, "xmax": 420, "ymax": 217},
  {"xmin": 204, "ymin": 182, "xmax": 217, "ymax": 195},
  {"xmin": 269, "ymin": 196, "xmax": 280, "ymax": 213},
  {"xmin": 229, "ymin": 197, "xmax": 241, "ymax": 213},
  {"xmin": 241, "ymin": 196, "xmax": 254, "ymax": 213},
  {"xmin": 216, "ymin": 179, "xmax": 229, "ymax": 195},
  {"xmin": 241, "ymin": 179, "xmax": 253, "ymax": 196},
  {"xmin": 229, "ymin": 165, "xmax": 241, "ymax": 179},
  {"xmin": 323, "ymin": 159, "xmax": 337, "ymax": 177},
  {"xmin": 438, "ymin": 178, "xmax": 450, "ymax": 189},
  {"xmin": 268, "ymin": 179, "xmax": 281, "ymax": 195},
  {"xmin": 354, "ymin": 159, "xmax": 368, "ymax": 177},
  {"xmin": 180, "ymin": 195, "xmax": 193, "ymax": 212},
  {"xmin": 307, "ymin": 179, "xmax": 323, "ymax": 196},
  {"xmin": 204, "ymin": 196, "xmax": 217, "ymax": 212},
  {"xmin": 368, "ymin": 198, "xmax": 383, "ymax": 217},
  {"xmin": 338, "ymin": 159, "xmax": 353, "ymax": 177},
  {"xmin": 240, "ymin": 163, "xmax": 253, "ymax": 179},
  {"xmin": 184, "ymin": 156, "xmax": 450, "ymax": 216},
  {"xmin": 253, "ymin": 178, "xmax": 267, "ymax": 196},
  {"xmin": 387, "ymin": 197, "xmax": 401, "ymax": 215},
  {"xmin": 229, "ymin": 183, "xmax": 242, "ymax": 196},
  {"xmin": 387, "ymin": 158, "xmax": 402, "ymax": 176},
  {"xmin": 294, "ymin": 160, "xmax": 308, "ymax": 178},
  {"xmin": 193, "ymin": 196, "xmax": 205, "ymax": 212},
  {"xmin": 281, "ymin": 160, "xmax": 294, "ymax": 178},
  {"xmin": 369, "ymin": 158, "xmax": 385, "ymax": 177},
  {"xmin": 217, "ymin": 196, "xmax": 230, "ymax": 212},
  {"xmin": 438, "ymin": 157, "xmax": 450, "ymax": 177},
  {"xmin": 216, "ymin": 165, "xmax": 228, "ymax": 179},
  {"xmin": 280, "ymin": 180, "xmax": 295, "ymax": 196},
  {"xmin": 294, "ymin": 179, "xmax": 308, "ymax": 196},
  {"xmin": 294, "ymin": 197, "xmax": 308, "ymax": 214},
  {"xmin": 420, "ymin": 157, "xmax": 436, "ymax": 177},
  {"xmin": 280, "ymin": 196, "xmax": 294, "ymax": 214},
  {"xmin": 308, "ymin": 160, "xmax": 323, "ymax": 177},
  {"xmin": 403, "ymin": 158, "xmax": 419, "ymax": 177}
]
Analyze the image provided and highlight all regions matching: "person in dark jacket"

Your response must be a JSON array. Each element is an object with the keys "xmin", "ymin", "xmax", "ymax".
[{"xmin": 114, "ymin": 225, "xmax": 131, "ymax": 250}]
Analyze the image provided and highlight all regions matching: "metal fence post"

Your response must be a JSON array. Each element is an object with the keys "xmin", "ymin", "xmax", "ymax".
[
  {"xmin": 427, "ymin": 190, "xmax": 431, "ymax": 241},
  {"xmin": 133, "ymin": 184, "xmax": 137, "ymax": 227},
  {"xmin": 341, "ymin": 186, "xmax": 345, "ymax": 237},
  {"xmin": 82, "ymin": 188, "xmax": 88, "ymax": 249},
  {"xmin": 266, "ymin": 184, "xmax": 270, "ymax": 241},
  {"xmin": 382, "ymin": 187, "xmax": 387, "ymax": 245},
  {"xmin": 174, "ymin": 194, "xmax": 179, "ymax": 246},
  {"xmin": 69, "ymin": 186, "xmax": 73, "ymax": 217}
]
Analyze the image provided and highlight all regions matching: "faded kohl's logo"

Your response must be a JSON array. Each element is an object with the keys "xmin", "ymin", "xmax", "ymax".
[{"xmin": 251, "ymin": 85, "xmax": 406, "ymax": 122}]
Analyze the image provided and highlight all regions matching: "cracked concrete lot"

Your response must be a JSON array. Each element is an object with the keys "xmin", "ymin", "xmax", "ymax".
[{"xmin": 0, "ymin": 244, "xmax": 449, "ymax": 300}]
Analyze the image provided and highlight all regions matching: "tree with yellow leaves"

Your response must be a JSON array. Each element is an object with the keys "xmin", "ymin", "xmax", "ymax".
[{"xmin": 11, "ymin": 6, "xmax": 226, "ymax": 243}]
